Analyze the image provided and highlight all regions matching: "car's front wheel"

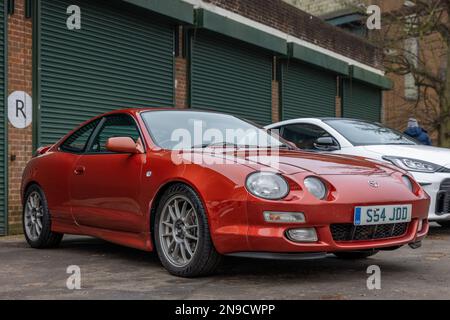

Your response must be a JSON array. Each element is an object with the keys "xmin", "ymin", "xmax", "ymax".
[
  {"xmin": 23, "ymin": 184, "xmax": 63, "ymax": 248},
  {"xmin": 333, "ymin": 250, "xmax": 379, "ymax": 259},
  {"xmin": 154, "ymin": 184, "xmax": 222, "ymax": 277}
]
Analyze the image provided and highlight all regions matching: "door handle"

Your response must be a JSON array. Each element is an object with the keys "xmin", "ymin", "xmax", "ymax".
[{"xmin": 74, "ymin": 166, "xmax": 85, "ymax": 176}]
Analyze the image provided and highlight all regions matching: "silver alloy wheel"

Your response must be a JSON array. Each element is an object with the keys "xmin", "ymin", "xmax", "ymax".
[
  {"xmin": 159, "ymin": 195, "xmax": 199, "ymax": 267},
  {"xmin": 24, "ymin": 191, "xmax": 44, "ymax": 241}
]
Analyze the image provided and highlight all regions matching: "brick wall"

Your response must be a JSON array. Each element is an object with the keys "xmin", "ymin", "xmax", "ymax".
[
  {"xmin": 272, "ymin": 81, "xmax": 280, "ymax": 122},
  {"xmin": 175, "ymin": 26, "xmax": 188, "ymax": 109},
  {"xmin": 204, "ymin": 0, "xmax": 382, "ymax": 69},
  {"xmin": 283, "ymin": 0, "xmax": 355, "ymax": 17},
  {"xmin": 175, "ymin": 56, "xmax": 188, "ymax": 109},
  {"xmin": 336, "ymin": 97, "xmax": 342, "ymax": 118},
  {"xmin": 286, "ymin": 0, "xmax": 401, "ymax": 17},
  {"xmin": 381, "ymin": 0, "xmax": 443, "ymax": 142},
  {"xmin": 7, "ymin": 0, "xmax": 33, "ymax": 234}
]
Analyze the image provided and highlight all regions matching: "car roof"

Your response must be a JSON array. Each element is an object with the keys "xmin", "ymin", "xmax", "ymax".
[
  {"xmin": 101, "ymin": 108, "xmax": 178, "ymax": 115},
  {"xmin": 266, "ymin": 117, "xmax": 377, "ymax": 127},
  {"xmin": 317, "ymin": 117, "xmax": 375, "ymax": 122},
  {"xmin": 100, "ymin": 108, "xmax": 231, "ymax": 117},
  {"xmin": 285, "ymin": 117, "xmax": 372, "ymax": 122}
]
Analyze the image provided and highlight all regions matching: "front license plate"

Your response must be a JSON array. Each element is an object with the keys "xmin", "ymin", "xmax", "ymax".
[{"xmin": 354, "ymin": 205, "xmax": 412, "ymax": 226}]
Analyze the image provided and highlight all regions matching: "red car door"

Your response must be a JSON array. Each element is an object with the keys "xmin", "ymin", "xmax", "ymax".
[
  {"xmin": 42, "ymin": 119, "xmax": 102, "ymax": 222},
  {"xmin": 70, "ymin": 114, "xmax": 147, "ymax": 233}
]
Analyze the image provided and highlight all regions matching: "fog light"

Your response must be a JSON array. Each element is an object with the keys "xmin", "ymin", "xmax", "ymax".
[
  {"xmin": 286, "ymin": 228, "xmax": 318, "ymax": 243},
  {"xmin": 418, "ymin": 219, "xmax": 424, "ymax": 232},
  {"xmin": 264, "ymin": 212, "xmax": 305, "ymax": 223}
]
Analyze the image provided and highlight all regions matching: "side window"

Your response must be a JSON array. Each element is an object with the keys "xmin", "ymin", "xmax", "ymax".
[
  {"xmin": 281, "ymin": 124, "xmax": 335, "ymax": 150},
  {"xmin": 60, "ymin": 119, "xmax": 100, "ymax": 153},
  {"xmin": 89, "ymin": 114, "xmax": 141, "ymax": 153}
]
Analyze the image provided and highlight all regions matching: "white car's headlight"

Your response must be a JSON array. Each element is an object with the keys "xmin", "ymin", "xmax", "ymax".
[
  {"xmin": 246, "ymin": 172, "xmax": 289, "ymax": 200},
  {"xmin": 304, "ymin": 177, "xmax": 328, "ymax": 200},
  {"xmin": 383, "ymin": 156, "xmax": 441, "ymax": 173},
  {"xmin": 402, "ymin": 175, "xmax": 414, "ymax": 192}
]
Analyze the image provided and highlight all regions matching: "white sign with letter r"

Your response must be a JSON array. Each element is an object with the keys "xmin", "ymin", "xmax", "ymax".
[{"xmin": 8, "ymin": 91, "xmax": 32, "ymax": 129}]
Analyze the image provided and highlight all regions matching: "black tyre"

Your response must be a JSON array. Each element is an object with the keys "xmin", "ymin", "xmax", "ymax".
[
  {"xmin": 437, "ymin": 221, "xmax": 450, "ymax": 228},
  {"xmin": 23, "ymin": 184, "xmax": 63, "ymax": 248},
  {"xmin": 154, "ymin": 184, "xmax": 222, "ymax": 277},
  {"xmin": 333, "ymin": 250, "xmax": 379, "ymax": 260}
]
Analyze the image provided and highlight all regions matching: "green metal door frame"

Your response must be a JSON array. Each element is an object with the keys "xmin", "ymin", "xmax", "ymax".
[
  {"xmin": 33, "ymin": 0, "xmax": 177, "ymax": 149},
  {"xmin": 189, "ymin": 30, "xmax": 273, "ymax": 125},
  {"xmin": 341, "ymin": 77, "xmax": 382, "ymax": 122},
  {"xmin": 1, "ymin": 0, "xmax": 8, "ymax": 236},
  {"xmin": 280, "ymin": 60, "xmax": 338, "ymax": 120},
  {"xmin": 32, "ymin": 0, "xmax": 40, "ymax": 152}
]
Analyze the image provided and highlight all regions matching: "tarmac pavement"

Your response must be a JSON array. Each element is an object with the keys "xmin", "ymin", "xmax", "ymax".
[{"xmin": 1, "ymin": 224, "xmax": 449, "ymax": 300}]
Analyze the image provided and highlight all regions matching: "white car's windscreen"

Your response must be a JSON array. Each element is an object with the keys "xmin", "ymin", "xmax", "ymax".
[{"xmin": 324, "ymin": 119, "xmax": 418, "ymax": 146}]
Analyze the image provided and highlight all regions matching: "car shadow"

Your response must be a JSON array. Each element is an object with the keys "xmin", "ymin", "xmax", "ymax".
[
  {"xmin": 49, "ymin": 235, "xmax": 415, "ymax": 280},
  {"xmin": 58, "ymin": 235, "xmax": 161, "ymax": 266},
  {"xmin": 218, "ymin": 254, "xmax": 413, "ymax": 278},
  {"xmin": 428, "ymin": 224, "xmax": 450, "ymax": 237},
  {"xmin": 8, "ymin": 232, "xmax": 426, "ymax": 282}
]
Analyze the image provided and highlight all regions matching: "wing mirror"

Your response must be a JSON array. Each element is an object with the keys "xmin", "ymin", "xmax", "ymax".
[
  {"xmin": 106, "ymin": 137, "xmax": 144, "ymax": 154},
  {"xmin": 285, "ymin": 141, "xmax": 298, "ymax": 149},
  {"xmin": 314, "ymin": 137, "xmax": 340, "ymax": 151},
  {"xmin": 34, "ymin": 145, "xmax": 52, "ymax": 157}
]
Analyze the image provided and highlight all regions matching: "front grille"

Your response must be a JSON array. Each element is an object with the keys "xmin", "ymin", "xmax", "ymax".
[
  {"xmin": 441, "ymin": 179, "xmax": 450, "ymax": 191},
  {"xmin": 436, "ymin": 179, "xmax": 450, "ymax": 215},
  {"xmin": 330, "ymin": 223, "xmax": 409, "ymax": 242}
]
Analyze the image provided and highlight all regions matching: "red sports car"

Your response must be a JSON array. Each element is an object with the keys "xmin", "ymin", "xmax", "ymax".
[{"xmin": 21, "ymin": 109, "xmax": 430, "ymax": 277}]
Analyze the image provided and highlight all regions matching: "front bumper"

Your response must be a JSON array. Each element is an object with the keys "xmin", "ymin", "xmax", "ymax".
[
  {"xmin": 209, "ymin": 174, "xmax": 430, "ymax": 255},
  {"xmin": 412, "ymin": 172, "xmax": 450, "ymax": 221},
  {"xmin": 243, "ymin": 173, "xmax": 430, "ymax": 254},
  {"xmin": 246, "ymin": 217, "xmax": 428, "ymax": 254}
]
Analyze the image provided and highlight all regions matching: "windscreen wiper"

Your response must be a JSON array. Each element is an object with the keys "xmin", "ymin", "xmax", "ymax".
[{"xmin": 191, "ymin": 142, "xmax": 241, "ymax": 149}]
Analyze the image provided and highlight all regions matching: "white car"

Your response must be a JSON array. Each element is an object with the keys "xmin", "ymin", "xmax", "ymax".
[{"xmin": 266, "ymin": 118, "xmax": 450, "ymax": 226}]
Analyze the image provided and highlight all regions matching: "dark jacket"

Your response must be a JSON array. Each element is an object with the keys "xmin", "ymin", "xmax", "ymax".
[{"xmin": 404, "ymin": 127, "xmax": 432, "ymax": 146}]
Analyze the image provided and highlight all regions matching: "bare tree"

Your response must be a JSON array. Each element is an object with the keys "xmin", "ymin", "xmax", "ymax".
[{"xmin": 371, "ymin": 0, "xmax": 450, "ymax": 146}]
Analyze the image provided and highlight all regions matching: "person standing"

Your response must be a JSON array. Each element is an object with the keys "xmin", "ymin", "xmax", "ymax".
[{"xmin": 404, "ymin": 118, "xmax": 432, "ymax": 145}]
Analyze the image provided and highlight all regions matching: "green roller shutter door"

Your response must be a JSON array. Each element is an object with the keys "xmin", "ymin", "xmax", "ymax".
[
  {"xmin": 342, "ymin": 80, "xmax": 382, "ymax": 122},
  {"xmin": 281, "ymin": 62, "xmax": 337, "ymax": 120},
  {"xmin": 39, "ymin": 0, "xmax": 175, "ymax": 146},
  {"xmin": 0, "ymin": 0, "xmax": 6, "ymax": 236},
  {"xmin": 190, "ymin": 31, "xmax": 272, "ymax": 125}
]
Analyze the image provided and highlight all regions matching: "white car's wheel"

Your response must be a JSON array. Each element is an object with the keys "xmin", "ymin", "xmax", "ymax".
[{"xmin": 437, "ymin": 221, "xmax": 450, "ymax": 228}]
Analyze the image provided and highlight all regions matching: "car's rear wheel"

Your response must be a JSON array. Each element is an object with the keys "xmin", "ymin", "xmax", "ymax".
[
  {"xmin": 154, "ymin": 184, "xmax": 222, "ymax": 277},
  {"xmin": 437, "ymin": 221, "xmax": 450, "ymax": 228},
  {"xmin": 23, "ymin": 185, "xmax": 63, "ymax": 248},
  {"xmin": 333, "ymin": 250, "xmax": 379, "ymax": 260}
]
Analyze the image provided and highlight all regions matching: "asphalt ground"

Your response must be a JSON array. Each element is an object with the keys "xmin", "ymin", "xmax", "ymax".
[{"xmin": 1, "ymin": 224, "xmax": 449, "ymax": 300}]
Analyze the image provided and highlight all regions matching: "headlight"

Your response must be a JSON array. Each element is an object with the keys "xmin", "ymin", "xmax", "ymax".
[
  {"xmin": 246, "ymin": 172, "xmax": 289, "ymax": 200},
  {"xmin": 304, "ymin": 177, "xmax": 327, "ymax": 200},
  {"xmin": 402, "ymin": 175, "xmax": 414, "ymax": 192},
  {"xmin": 383, "ymin": 156, "xmax": 441, "ymax": 173}
]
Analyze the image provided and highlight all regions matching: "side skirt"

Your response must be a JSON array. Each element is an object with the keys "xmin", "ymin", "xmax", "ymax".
[{"xmin": 52, "ymin": 218, "xmax": 153, "ymax": 252}]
